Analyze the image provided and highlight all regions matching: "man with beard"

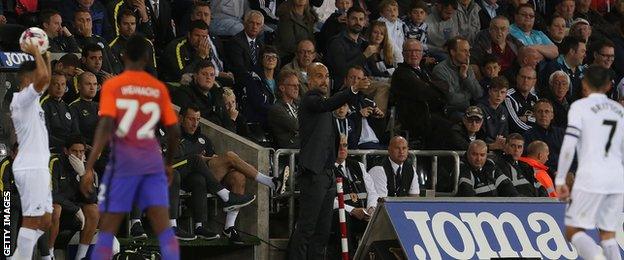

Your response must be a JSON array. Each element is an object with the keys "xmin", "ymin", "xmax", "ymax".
[{"xmin": 325, "ymin": 6, "xmax": 374, "ymax": 92}]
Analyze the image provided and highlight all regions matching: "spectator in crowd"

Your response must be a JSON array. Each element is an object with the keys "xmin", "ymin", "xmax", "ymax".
[
  {"xmin": 41, "ymin": 72, "xmax": 81, "ymax": 153},
  {"xmin": 365, "ymin": 21, "xmax": 400, "ymax": 80},
  {"xmin": 226, "ymin": 10, "xmax": 265, "ymax": 89},
  {"xmin": 172, "ymin": 61, "xmax": 222, "ymax": 123},
  {"xmin": 218, "ymin": 88, "xmax": 251, "ymax": 137},
  {"xmin": 477, "ymin": 76, "xmax": 509, "ymax": 148},
  {"xmin": 318, "ymin": 0, "xmax": 352, "ymax": 52},
  {"xmin": 328, "ymin": 134, "xmax": 378, "ymax": 258},
  {"xmin": 492, "ymin": 133, "xmax": 546, "ymax": 197},
  {"xmin": 268, "ymin": 70, "xmax": 301, "ymax": 148},
  {"xmin": 334, "ymin": 103, "xmax": 355, "ymax": 142},
  {"xmin": 554, "ymin": 0, "xmax": 575, "ymax": 27},
  {"xmin": 162, "ymin": 20, "xmax": 212, "ymax": 82},
  {"xmin": 503, "ymin": 0, "xmax": 546, "ymax": 31},
  {"xmin": 176, "ymin": 105, "xmax": 265, "ymax": 243},
  {"xmin": 523, "ymin": 99, "xmax": 565, "ymax": 171},
  {"xmin": 344, "ymin": 66, "xmax": 386, "ymax": 149},
  {"xmin": 146, "ymin": 0, "xmax": 175, "ymax": 52},
  {"xmin": 547, "ymin": 16, "xmax": 567, "ymax": 51},
  {"xmin": 477, "ymin": 0, "xmax": 503, "ymax": 30},
  {"xmin": 175, "ymin": 1, "xmax": 210, "ymax": 37},
  {"xmin": 590, "ymin": 39, "xmax": 618, "ymax": 98},
  {"xmin": 433, "ymin": 36, "xmax": 482, "ymax": 120},
  {"xmin": 605, "ymin": 0, "xmax": 624, "ymax": 24},
  {"xmin": 504, "ymin": 46, "xmax": 543, "ymax": 87},
  {"xmin": 505, "ymin": 66, "xmax": 538, "ymax": 134},
  {"xmin": 73, "ymin": 9, "xmax": 122, "ymax": 75},
  {"xmin": 509, "ymin": 4, "xmax": 559, "ymax": 59},
  {"xmin": 80, "ymin": 43, "xmax": 115, "ymax": 86},
  {"xmin": 249, "ymin": 0, "xmax": 279, "ymax": 30},
  {"xmin": 519, "ymin": 140, "xmax": 557, "ymax": 197},
  {"xmin": 40, "ymin": 9, "xmax": 80, "ymax": 53},
  {"xmin": 568, "ymin": 18, "xmax": 592, "ymax": 44},
  {"xmin": 472, "ymin": 15, "xmax": 524, "ymax": 75},
  {"xmin": 457, "ymin": 139, "xmax": 519, "ymax": 196},
  {"xmin": 541, "ymin": 36, "xmax": 586, "ymax": 101},
  {"xmin": 377, "ymin": 0, "xmax": 405, "ymax": 63},
  {"xmin": 456, "ymin": 0, "xmax": 482, "ymax": 42},
  {"xmin": 210, "ymin": 0, "xmax": 249, "ymax": 36},
  {"xmin": 403, "ymin": 1, "xmax": 430, "ymax": 55},
  {"xmin": 392, "ymin": 39, "xmax": 450, "ymax": 148},
  {"xmin": 546, "ymin": 71, "xmax": 571, "ymax": 128},
  {"xmin": 426, "ymin": 0, "xmax": 459, "ymax": 59},
  {"xmin": 243, "ymin": 46, "xmax": 279, "ymax": 128},
  {"xmin": 106, "ymin": 0, "xmax": 155, "ymax": 42},
  {"xmin": 611, "ymin": 17, "xmax": 624, "ymax": 81},
  {"xmin": 478, "ymin": 56, "xmax": 500, "ymax": 95},
  {"xmin": 49, "ymin": 136, "xmax": 99, "ymax": 260},
  {"xmin": 68, "ymin": 72, "xmax": 99, "ymax": 144},
  {"xmin": 289, "ymin": 62, "xmax": 366, "ymax": 259},
  {"xmin": 282, "ymin": 39, "xmax": 317, "ymax": 88},
  {"xmin": 275, "ymin": 0, "xmax": 318, "ymax": 62},
  {"xmin": 109, "ymin": 9, "xmax": 157, "ymax": 75},
  {"xmin": 369, "ymin": 136, "xmax": 420, "ymax": 197},
  {"xmin": 325, "ymin": 6, "xmax": 369, "ymax": 91},
  {"xmin": 61, "ymin": 0, "xmax": 112, "ymax": 39},
  {"xmin": 574, "ymin": 0, "xmax": 612, "ymax": 36},
  {"xmin": 448, "ymin": 106, "xmax": 488, "ymax": 150}
]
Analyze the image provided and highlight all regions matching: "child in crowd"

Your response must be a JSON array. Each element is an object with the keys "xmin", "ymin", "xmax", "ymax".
[
  {"xmin": 378, "ymin": 0, "xmax": 405, "ymax": 62},
  {"xmin": 479, "ymin": 55, "xmax": 502, "ymax": 98}
]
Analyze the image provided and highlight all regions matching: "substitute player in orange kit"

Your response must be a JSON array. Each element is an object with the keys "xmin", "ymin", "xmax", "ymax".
[{"xmin": 80, "ymin": 35, "xmax": 181, "ymax": 260}]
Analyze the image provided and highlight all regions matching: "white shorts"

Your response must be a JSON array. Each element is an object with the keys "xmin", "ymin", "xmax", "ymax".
[
  {"xmin": 13, "ymin": 169, "xmax": 53, "ymax": 216},
  {"xmin": 565, "ymin": 190, "xmax": 624, "ymax": 232}
]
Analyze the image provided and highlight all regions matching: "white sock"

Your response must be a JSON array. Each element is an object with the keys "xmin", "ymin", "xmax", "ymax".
[
  {"xmin": 75, "ymin": 243, "xmax": 89, "ymax": 260},
  {"xmin": 50, "ymin": 247, "xmax": 54, "ymax": 257},
  {"xmin": 601, "ymin": 238, "xmax": 621, "ymax": 260},
  {"xmin": 170, "ymin": 219, "xmax": 177, "ymax": 227},
  {"xmin": 217, "ymin": 189, "xmax": 230, "ymax": 201},
  {"xmin": 130, "ymin": 219, "xmax": 141, "ymax": 226},
  {"xmin": 15, "ymin": 227, "xmax": 40, "ymax": 259},
  {"xmin": 42, "ymin": 256, "xmax": 52, "ymax": 260},
  {"xmin": 255, "ymin": 173, "xmax": 275, "ymax": 189},
  {"xmin": 225, "ymin": 210, "xmax": 239, "ymax": 229},
  {"xmin": 194, "ymin": 222, "xmax": 203, "ymax": 229},
  {"xmin": 571, "ymin": 232, "xmax": 605, "ymax": 260}
]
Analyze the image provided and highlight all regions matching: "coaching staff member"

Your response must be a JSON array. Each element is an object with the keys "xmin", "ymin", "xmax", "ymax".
[{"xmin": 288, "ymin": 62, "xmax": 369, "ymax": 259}]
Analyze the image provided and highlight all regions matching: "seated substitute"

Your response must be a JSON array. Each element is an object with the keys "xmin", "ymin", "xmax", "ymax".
[
  {"xmin": 457, "ymin": 140, "xmax": 519, "ymax": 197},
  {"xmin": 492, "ymin": 133, "xmax": 548, "ymax": 197}
]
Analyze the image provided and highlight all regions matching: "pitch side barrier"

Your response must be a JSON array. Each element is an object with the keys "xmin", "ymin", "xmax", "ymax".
[
  {"xmin": 271, "ymin": 149, "xmax": 462, "ymax": 234},
  {"xmin": 354, "ymin": 197, "xmax": 624, "ymax": 260}
]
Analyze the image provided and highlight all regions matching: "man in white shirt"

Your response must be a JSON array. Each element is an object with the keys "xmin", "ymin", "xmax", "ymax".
[
  {"xmin": 557, "ymin": 65, "xmax": 624, "ymax": 260},
  {"xmin": 9, "ymin": 42, "xmax": 53, "ymax": 259},
  {"xmin": 369, "ymin": 136, "xmax": 420, "ymax": 197}
]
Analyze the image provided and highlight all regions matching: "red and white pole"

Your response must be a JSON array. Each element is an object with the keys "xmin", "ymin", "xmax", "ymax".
[{"xmin": 336, "ymin": 177, "xmax": 349, "ymax": 260}]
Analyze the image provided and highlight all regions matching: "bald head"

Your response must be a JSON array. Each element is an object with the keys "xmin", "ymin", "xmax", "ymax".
[
  {"xmin": 307, "ymin": 62, "xmax": 330, "ymax": 94},
  {"xmin": 388, "ymin": 136, "xmax": 408, "ymax": 164},
  {"xmin": 527, "ymin": 140, "xmax": 550, "ymax": 164},
  {"xmin": 78, "ymin": 71, "xmax": 98, "ymax": 100},
  {"xmin": 518, "ymin": 47, "xmax": 542, "ymax": 67}
]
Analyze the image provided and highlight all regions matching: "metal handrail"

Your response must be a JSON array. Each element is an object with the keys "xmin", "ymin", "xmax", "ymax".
[{"xmin": 271, "ymin": 148, "xmax": 462, "ymax": 234}]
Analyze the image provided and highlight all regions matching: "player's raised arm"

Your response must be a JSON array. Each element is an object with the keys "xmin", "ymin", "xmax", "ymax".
[{"xmin": 21, "ymin": 41, "xmax": 51, "ymax": 93}]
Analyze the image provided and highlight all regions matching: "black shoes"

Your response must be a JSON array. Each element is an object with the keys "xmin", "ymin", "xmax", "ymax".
[
  {"xmin": 173, "ymin": 226, "xmax": 197, "ymax": 241},
  {"xmin": 194, "ymin": 226, "xmax": 220, "ymax": 240},
  {"xmin": 130, "ymin": 222, "xmax": 148, "ymax": 239},
  {"xmin": 222, "ymin": 193, "xmax": 256, "ymax": 212},
  {"xmin": 222, "ymin": 227, "xmax": 244, "ymax": 245}
]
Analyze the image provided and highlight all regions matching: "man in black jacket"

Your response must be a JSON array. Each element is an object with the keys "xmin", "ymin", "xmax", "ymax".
[
  {"xmin": 162, "ymin": 20, "xmax": 213, "ymax": 82},
  {"xmin": 268, "ymin": 70, "xmax": 300, "ymax": 148},
  {"xmin": 41, "ymin": 9, "xmax": 81, "ymax": 53},
  {"xmin": 457, "ymin": 140, "xmax": 519, "ymax": 197},
  {"xmin": 41, "ymin": 72, "xmax": 81, "ymax": 153},
  {"xmin": 491, "ymin": 133, "xmax": 546, "ymax": 197},
  {"xmin": 225, "ymin": 11, "xmax": 265, "ymax": 87},
  {"xmin": 288, "ymin": 62, "xmax": 368, "ymax": 259},
  {"xmin": 172, "ymin": 62, "xmax": 223, "ymax": 123}
]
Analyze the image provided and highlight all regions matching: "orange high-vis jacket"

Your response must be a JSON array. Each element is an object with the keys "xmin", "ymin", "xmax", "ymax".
[{"xmin": 519, "ymin": 157, "xmax": 558, "ymax": 198}]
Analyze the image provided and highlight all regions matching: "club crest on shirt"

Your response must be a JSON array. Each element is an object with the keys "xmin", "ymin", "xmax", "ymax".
[
  {"xmin": 198, "ymin": 137, "xmax": 205, "ymax": 144},
  {"xmin": 81, "ymin": 109, "xmax": 89, "ymax": 117},
  {"xmin": 65, "ymin": 112, "xmax": 72, "ymax": 120}
]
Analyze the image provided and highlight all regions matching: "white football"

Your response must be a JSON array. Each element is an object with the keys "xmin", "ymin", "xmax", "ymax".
[{"xmin": 19, "ymin": 27, "xmax": 49, "ymax": 54}]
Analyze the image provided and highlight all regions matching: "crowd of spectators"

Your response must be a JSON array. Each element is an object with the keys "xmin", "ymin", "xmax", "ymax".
[{"xmin": 2, "ymin": 0, "xmax": 624, "ymax": 258}]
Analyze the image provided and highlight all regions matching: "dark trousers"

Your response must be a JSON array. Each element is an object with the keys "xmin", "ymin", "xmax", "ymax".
[
  {"xmin": 288, "ymin": 168, "xmax": 336, "ymax": 260},
  {"xmin": 173, "ymin": 154, "xmax": 224, "ymax": 224},
  {"xmin": 327, "ymin": 210, "xmax": 368, "ymax": 259}
]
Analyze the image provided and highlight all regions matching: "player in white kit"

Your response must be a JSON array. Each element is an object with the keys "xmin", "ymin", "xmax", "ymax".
[
  {"xmin": 9, "ymin": 41, "xmax": 53, "ymax": 259},
  {"xmin": 557, "ymin": 65, "xmax": 624, "ymax": 260}
]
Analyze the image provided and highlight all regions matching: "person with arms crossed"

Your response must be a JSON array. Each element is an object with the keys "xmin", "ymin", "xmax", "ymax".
[
  {"xmin": 9, "ymin": 41, "xmax": 53, "ymax": 259},
  {"xmin": 556, "ymin": 65, "xmax": 624, "ymax": 260},
  {"xmin": 80, "ymin": 35, "xmax": 181, "ymax": 260}
]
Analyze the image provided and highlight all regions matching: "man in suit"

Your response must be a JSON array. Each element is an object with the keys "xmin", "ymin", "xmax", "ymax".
[
  {"xmin": 225, "ymin": 10, "xmax": 265, "ymax": 87},
  {"xmin": 288, "ymin": 62, "xmax": 369, "ymax": 259},
  {"xmin": 268, "ymin": 70, "xmax": 300, "ymax": 148},
  {"xmin": 391, "ymin": 39, "xmax": 451, "ymax": 149}
]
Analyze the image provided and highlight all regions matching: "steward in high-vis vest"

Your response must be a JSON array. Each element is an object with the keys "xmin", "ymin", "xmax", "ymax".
[{"xmin": 520, "ymin": 140, "xmax": 558, "ymax": 198}]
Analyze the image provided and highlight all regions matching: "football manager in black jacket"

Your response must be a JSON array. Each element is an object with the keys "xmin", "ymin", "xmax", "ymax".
[{"xmin": 288, "ymin": 62, "xmax": 369, "ymax": 259}]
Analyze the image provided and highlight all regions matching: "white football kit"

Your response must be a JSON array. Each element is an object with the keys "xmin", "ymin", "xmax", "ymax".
[
  {"xmin": 557, "ymin": 93, "xmax": 624, "ymax": 231},
  {"xmin": 10, "ymin": 83, "xmax": 53, "ymax": 216}
]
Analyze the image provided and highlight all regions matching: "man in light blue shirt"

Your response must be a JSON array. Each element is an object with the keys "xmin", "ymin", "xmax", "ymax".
[{"xmin": 509, "ymin": 4, "xmax": 558, "ymax": 59}]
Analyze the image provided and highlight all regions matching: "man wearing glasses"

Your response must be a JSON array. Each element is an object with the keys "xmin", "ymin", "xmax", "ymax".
[
  {"xmin": 509, "ymin": 3, "xmax": 558, "ymax": 60},
  {"xmin": 541, "ymin": 36, "xmax": 587, "ymax": 101},
  {"xmin": 448, "ymin": 106, "xmax": 489, "ymax": 150},
  {"xmin": 505, "ymin": 66, "xmax": 539, "ymax": 134}
]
